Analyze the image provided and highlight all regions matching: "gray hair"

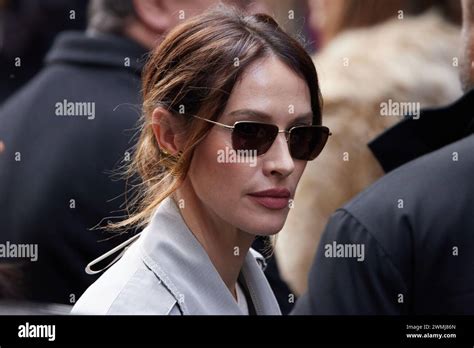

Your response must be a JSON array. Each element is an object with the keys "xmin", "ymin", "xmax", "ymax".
[{"xmin": 87, "ymin": 0, "xmax": 136, "ymax": 34}]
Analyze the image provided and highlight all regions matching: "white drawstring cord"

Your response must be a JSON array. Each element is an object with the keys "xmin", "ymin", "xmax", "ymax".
[{"xmin": 85, "ymin": 233, "xmax": 142, "ymax": 275}]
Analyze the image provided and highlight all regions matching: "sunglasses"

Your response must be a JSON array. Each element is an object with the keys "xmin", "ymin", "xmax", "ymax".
[{"xmin": 190, "ymin": 114, "xmax": 331, "ymax": 161}]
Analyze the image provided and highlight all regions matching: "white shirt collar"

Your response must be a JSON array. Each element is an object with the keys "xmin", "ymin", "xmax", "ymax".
[{"xmin": 236, "ymin": 282, "xmax": 249, "ymax": 315}]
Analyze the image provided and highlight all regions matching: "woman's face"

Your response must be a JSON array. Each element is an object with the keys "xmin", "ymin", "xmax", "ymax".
[{"xmin": 186, "ymin": 56, "xmax": 313, "ymax": 236}]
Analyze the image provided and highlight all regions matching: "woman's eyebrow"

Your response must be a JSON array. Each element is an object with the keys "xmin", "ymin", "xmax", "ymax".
[
  {"xmin": 228, "ymin": 109, "xmax": 313, "ymax": 122},
  {"xmin": 292, "ymin": 113, "xmax": 314, "ymax": 123}
]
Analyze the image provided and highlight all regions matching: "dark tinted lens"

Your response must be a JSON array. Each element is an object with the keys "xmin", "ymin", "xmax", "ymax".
[
  {"xmin": 289, "ymin": 126, "xmax": 330, "ymax": 160},
  {"xmin": 232, "ymin": 122, "xmax": 279, "ymax": 155}
]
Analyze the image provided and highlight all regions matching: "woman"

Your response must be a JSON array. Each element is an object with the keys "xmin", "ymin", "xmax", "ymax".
[
  {"xmin": 72, "ymin": 6, "xmax": 330, "ymax": 315},
  {"xmin": 276, "ymin": 0, "xmax": 463, "ymax": 296}
]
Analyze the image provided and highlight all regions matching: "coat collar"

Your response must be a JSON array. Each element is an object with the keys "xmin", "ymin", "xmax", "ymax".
[
  {"xmin": 369, "ymin": 88, "xmax": 474, "ymax": 173},
  {"xmin": 138, "ymin": 197, "xmax": 281, "ymax": 315},
  {"xmin": 45, "ymin": 31, "xmax": 148, "ymax": 74}
]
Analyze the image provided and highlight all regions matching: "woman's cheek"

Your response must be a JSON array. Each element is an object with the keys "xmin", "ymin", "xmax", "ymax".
[
  {"xmin": 295, "ymin": 161, "xmax": 308, "ymax": 184},
  {"xmin": 211, "ymin": 161, "xmax": 256, "ymax": 199}
]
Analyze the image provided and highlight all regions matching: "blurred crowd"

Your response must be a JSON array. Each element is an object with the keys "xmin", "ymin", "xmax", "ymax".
[{"xmin": 0, "ymin": 0, "xmax": 472, "ymax": 315}]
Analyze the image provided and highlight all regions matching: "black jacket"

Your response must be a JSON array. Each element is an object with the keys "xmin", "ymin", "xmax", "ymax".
[
  {"xmin": 293, "ymin": 89, "xmax": 474, "ymax": 315},
  {"xmin": 0, "ymin": 32, "xmax": 148, "ymax": 303}
]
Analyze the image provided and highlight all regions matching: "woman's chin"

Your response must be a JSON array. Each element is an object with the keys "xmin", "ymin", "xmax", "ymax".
[
  {"xmin": 239, "ymin": 217, "xmax": 286, "ymax": 236},
  {"xmin": 255, "ymin": 211, "xmax": 289, "ymax": 234}
]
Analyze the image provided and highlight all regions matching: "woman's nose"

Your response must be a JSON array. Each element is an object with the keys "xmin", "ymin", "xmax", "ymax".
[{"xmin": 261, "ymin": 133, "xmax": 295, "ymax": 178}]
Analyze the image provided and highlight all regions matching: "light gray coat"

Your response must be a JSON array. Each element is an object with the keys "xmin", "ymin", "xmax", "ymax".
[{"xmin": 71, "ymin": 197, "xmax": 281, "ymax": 315}]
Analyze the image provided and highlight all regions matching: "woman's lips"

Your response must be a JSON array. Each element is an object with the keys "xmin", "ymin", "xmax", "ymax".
[
  {"xmin": 248, "ymin": 188, "xmax": 291, "ymax": 210},
  {"xmin": 248, "ymin": 196, "xmax": 290, "ymax": 210}
]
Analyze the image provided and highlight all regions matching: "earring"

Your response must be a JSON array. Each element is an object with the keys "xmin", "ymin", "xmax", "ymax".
[
  {"xmin": 162, "ymin": 149, "xmax": 183, "ymax": 157},
  {"xmin": 161, "ymin": 147, "xmax": 172, "ymax": 156}
]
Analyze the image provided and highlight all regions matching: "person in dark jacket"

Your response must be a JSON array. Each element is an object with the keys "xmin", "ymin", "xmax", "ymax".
[
  {"xmin": 0, "ymin": 0, "xmax": 258, "ymax": 304},
  {"xmin": 0, "ymin": 0, "xmax": 89, "ymax": 104},
  {"xmin": 292, "ymin": 0, "xmax": 474, "ymax": 315},
  {"xmin": 0, "ymin": 4, "xmax": 147, "ymax": 305}
]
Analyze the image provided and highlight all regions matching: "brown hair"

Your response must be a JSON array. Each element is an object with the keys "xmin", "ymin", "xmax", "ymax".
[{"xmin": 110, "ymin": 5, "xmax": 322, "ymax": 232}]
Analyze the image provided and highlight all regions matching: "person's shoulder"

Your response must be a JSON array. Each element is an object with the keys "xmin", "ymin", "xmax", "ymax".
[
  {"xmin": 348, "ymin": 134, "xmax": 474, "ymax": 214},
  {"xmin": 329, "ymin": 134, "xmax": 474, "ymax": 268},
  {"xmin": 71, "ymin": 241, "xmax": 178, "ymax": 315},
  {"xmin": 106, "ymin": 267, "xmax": 179, "ymax": 315}
]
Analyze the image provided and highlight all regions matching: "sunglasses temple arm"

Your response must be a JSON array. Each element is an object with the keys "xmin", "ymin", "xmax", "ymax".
[{"xmin": 191, "ymin": 114, "xmax": 234, "ymax": 130}]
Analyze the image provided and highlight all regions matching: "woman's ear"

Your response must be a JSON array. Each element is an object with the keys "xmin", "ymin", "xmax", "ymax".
[
  {"xmin": 132, "ymin": 0, "xmax": 171, "ymax": 34},
  {"xmin": 151, "ymin": 107, "xmax": 183, "ymax": 156}
]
